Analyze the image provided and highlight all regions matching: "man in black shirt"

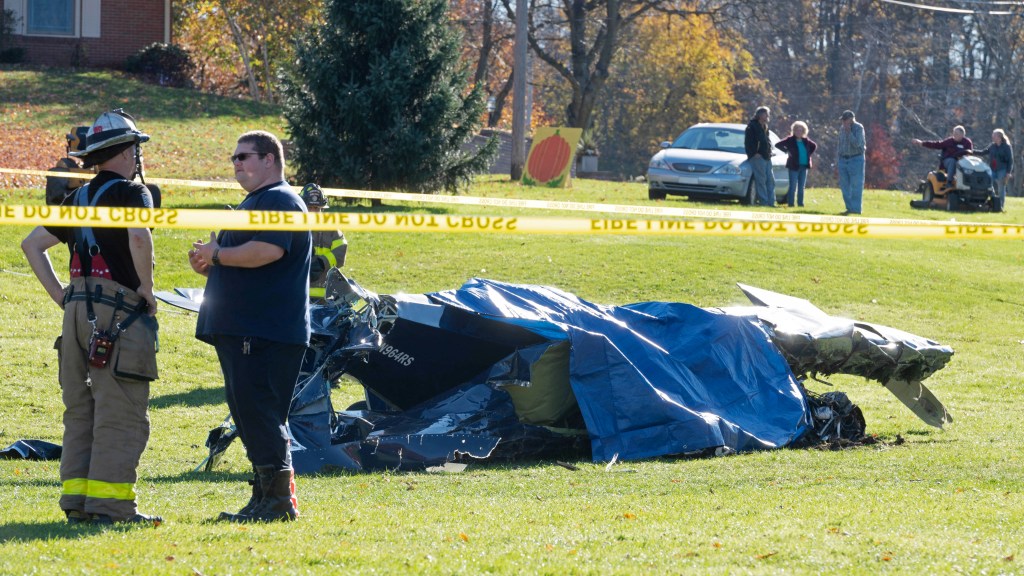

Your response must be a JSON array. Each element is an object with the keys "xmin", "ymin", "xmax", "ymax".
[
  {"xmin": 744, "ymin": 106, "xmax": 776, "ymax": 206},
  {"xmin": 189, "ymin": 131, "xmax": 311, "ymax": 522}
]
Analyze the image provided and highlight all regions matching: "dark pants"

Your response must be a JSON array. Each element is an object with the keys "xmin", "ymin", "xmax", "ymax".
[{"xmin": 213, "ymin": 335, "xmax": 306, "ymax": 470}]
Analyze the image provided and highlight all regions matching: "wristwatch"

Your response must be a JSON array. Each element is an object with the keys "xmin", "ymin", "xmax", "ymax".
[{"xmin": 211, "ymin": 248, "xmax": 221, "ymax": 266}]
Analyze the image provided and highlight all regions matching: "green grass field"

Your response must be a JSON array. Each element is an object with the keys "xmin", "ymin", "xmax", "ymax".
[{"xmin": 1, "ymin": 69, "xmax": 1023, "ymax": 574}]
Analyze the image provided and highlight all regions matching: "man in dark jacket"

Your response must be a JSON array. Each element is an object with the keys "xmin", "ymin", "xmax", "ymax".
[
  {"xmin": 912, "ymin": 126, "xmax": 973, "ymax": 186},
  {"xmin": 744, "ymin": 106, "xmax": 775, "ymax": 206}
]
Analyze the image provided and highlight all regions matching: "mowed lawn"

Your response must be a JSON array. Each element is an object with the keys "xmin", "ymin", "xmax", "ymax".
[{"xmin": 1, "ymin": 69, "xmax": 1023, "ymax": 574}]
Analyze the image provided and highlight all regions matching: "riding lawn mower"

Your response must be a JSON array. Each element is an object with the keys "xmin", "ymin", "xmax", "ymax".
[{"xmin": 910, "ymin": 154, "xmax": 1001, "ymax": 212}]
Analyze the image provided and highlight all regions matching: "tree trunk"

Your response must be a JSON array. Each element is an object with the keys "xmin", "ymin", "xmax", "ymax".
[{"xmin": 221, "ymin": 0, "xmax": 261, "ymax": 101}]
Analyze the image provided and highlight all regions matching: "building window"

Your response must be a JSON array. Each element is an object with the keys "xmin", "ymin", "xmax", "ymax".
[{"xmin": 26, "ymin": 0, "xmax": 75, "ymax": 36}]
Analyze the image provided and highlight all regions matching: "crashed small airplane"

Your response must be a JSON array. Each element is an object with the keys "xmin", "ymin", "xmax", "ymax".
[{"xmin": 157, "ymin": 272, "xmax": 953, "ymax": 474}]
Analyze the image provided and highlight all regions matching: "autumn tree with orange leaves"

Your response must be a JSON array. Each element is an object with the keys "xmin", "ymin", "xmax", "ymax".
[{"xmin": 584, "ymin": 12, "xmax": 753, "ymax": 176}]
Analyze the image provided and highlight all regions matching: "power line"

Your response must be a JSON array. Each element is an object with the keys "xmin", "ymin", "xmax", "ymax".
[{"xmin": 876, "ymin": 0, "xmax": 1019, "ymax": 15}]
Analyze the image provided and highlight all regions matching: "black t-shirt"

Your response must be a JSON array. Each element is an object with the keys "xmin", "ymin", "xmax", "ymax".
[
  {"xmin": 44, "ymin": 171, "xmax": 153, "ymax": 291},
  {"xmin": 195, "ymin": 181, "xmax": 312, "ymax": 346}
]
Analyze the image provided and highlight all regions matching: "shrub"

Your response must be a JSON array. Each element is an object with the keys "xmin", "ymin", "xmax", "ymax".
[
  {"xmin": 0, "ymin": 47, "xmax": 23, "ymax": 63},
  {"xmin": 1, "ymin": 8, "xmax": 24, "ymax": 63},
  {"xmin": 865, "ymin": 123, "xmax": 902, "ymax": 190},
  {"xmin": 124, "ymin": 42, "xmax": 195, "ymax": 88}
]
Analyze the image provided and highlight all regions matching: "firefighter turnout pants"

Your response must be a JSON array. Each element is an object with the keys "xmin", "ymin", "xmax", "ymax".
[{"xmin": 58, "ymin": 277, "xmax": 158, "ymax": 521}]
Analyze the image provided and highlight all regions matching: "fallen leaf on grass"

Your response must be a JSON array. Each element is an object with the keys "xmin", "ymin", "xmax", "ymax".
[
  {"xmin": 459, "ymin": 532, "xmax": 469, "ymax": 542},
  {"xmin": 754, "ymin": 552, "xmax": 777, "ymax": 560}
]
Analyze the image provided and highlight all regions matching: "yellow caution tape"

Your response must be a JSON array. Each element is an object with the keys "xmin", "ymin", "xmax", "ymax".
[
  {"xmin": 2, "ymin": 204, "xmax": 1023, "ymax": 239},
  {"xmin": 0, "ymin": 166, "xmax": 1007, "ymax": 227}
]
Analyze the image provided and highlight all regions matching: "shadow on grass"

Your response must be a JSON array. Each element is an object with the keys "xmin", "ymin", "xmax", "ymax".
[
  {"xmin": 147, "ymin": 470, "xmax": 252, "ymax": 484},
  {"xmin": 0, "ymin": 476, "xmax": 60, "ymax": 489},
  {"xmin": 149, "ymin": 386, "xmax": 223, "ymax": 409},
  {"xmin": 336, "ymin": 203, "xmax": 448, "ymax": 215},
  {"xmin": 0, "ymin": 520, "xmax": 106, "ymax": 543}
]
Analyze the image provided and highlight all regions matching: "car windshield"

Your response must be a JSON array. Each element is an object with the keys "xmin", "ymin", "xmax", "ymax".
[{"xmin": 670, "ymin": 126, "xmax": 780, "ymax": 155}]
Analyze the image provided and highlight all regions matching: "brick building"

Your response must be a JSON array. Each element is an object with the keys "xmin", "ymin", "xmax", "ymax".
[{"xmin": 3, "ymin": 0, "xmax": 171, "ymax": 67}]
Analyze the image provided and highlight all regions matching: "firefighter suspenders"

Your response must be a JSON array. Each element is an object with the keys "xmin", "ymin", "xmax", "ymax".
[
  {"xmin": 71, "ymin": 179, "xmax": 123, "ymax": 275},
  {"xmin": 66, "ymin": 179, "xmax": 147, "ymax": 379}
]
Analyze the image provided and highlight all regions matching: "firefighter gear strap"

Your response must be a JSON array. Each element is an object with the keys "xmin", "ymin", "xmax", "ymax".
[
  {"xmin": 71, "ymin": 178, "xmax": 124, "ymax": 278},
  {"xmin": 65, "ymin": 283, "xmax": 149, "ymax": 340}
]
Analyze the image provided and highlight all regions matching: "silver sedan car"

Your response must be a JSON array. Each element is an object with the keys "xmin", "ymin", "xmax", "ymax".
[{"xmin": 647, "ymin": 123, "xmax": 789, "ymax": 204}]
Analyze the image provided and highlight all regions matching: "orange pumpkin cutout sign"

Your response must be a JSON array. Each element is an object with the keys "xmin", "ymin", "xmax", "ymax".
[{"xmin": 523, "ymin": 127, "xmax": 582, "ymax": 187}]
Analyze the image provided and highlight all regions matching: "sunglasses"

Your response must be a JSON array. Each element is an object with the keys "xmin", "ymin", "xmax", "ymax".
[{"xmin": 230, "ymin": 152, "xmax": 267, "ymax": 163}]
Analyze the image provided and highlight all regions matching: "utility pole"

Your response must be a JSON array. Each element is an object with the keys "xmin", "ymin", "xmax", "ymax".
[{"xmin": 510, "ymin": 0, "xmax": 527, "ymax": 180}]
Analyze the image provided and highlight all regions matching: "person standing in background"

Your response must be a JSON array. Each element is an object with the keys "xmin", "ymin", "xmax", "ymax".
[
  {"xmin": 744, "ymin": 106, "xmax": 776, "ymax": 207},
  {"xmin": 975, "ymin": 129, "xmax": 1013, "ymax": 211},
  {"xmin": 837, "ymin": 110, "xmax": 866, "ymax": 215},
  {"xmin": 300, "ymin": 183, "xmax": 348, "ymax": 301},
  {"xmin": 774, "ymin": 121, "xmax": 817, "ymax": 208}
]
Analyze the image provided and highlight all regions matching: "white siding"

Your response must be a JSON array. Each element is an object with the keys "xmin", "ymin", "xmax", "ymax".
[{"xmin": 81, "ymin": 0, "xmax": 100, "ymax": 38}]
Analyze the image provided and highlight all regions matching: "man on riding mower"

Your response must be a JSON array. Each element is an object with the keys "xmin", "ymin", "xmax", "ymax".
[{"xmin": 912, "ymin": 126, "xmax": 973, "ymax": 187}]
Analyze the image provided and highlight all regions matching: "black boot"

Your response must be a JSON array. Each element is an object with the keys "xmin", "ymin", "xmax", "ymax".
[
  {"xmin": 217, "ymin": 467, "xmax": 262, "ymax": 522},
  {"xmin": 225, "ymin": 466, "xmax": 298, "ymax": 523},
  {"xmin": 91, "ymin": 512, "xmax": 163, "ymax": 526},
  {"xmin": 65, "ymin": 510, "xmax": 90, "ymax": 525}
]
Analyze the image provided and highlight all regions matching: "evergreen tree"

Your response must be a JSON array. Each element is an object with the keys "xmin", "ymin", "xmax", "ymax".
[{"xmin": 282, "ymin": 0, "xmax": 496, "ymax": 194}]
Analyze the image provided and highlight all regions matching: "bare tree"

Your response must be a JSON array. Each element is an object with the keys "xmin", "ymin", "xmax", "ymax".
[{"xmin": 499, "ymin": 0, "xmax": 732, "ymax": 130}]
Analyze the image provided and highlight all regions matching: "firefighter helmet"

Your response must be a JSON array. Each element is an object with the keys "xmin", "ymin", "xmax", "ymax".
[
  {"xmin": 69, "ymin": 109, "xmax": 149, "ymax": 164},
  {"xmin": 301, "ymin": 183, "xmax": 328, "ymax": 208}
]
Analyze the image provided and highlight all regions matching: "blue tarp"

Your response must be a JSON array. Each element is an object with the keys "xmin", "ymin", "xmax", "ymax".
[
  {"xmin": 428, "ymin": 278, "xmax": 813, "ymax": 461},
  {"xmin": 179, "ymin": 275, "xmax": 950, "ymax": 473}
]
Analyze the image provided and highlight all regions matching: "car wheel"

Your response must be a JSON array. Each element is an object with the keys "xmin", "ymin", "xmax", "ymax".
[
  {"xmin": 739, "ymin": 178, "xmax": 755, "ymax": 206},
  {"xmin": 648, "ymin": 187, "xmax": 666, "ymax": 201}
]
